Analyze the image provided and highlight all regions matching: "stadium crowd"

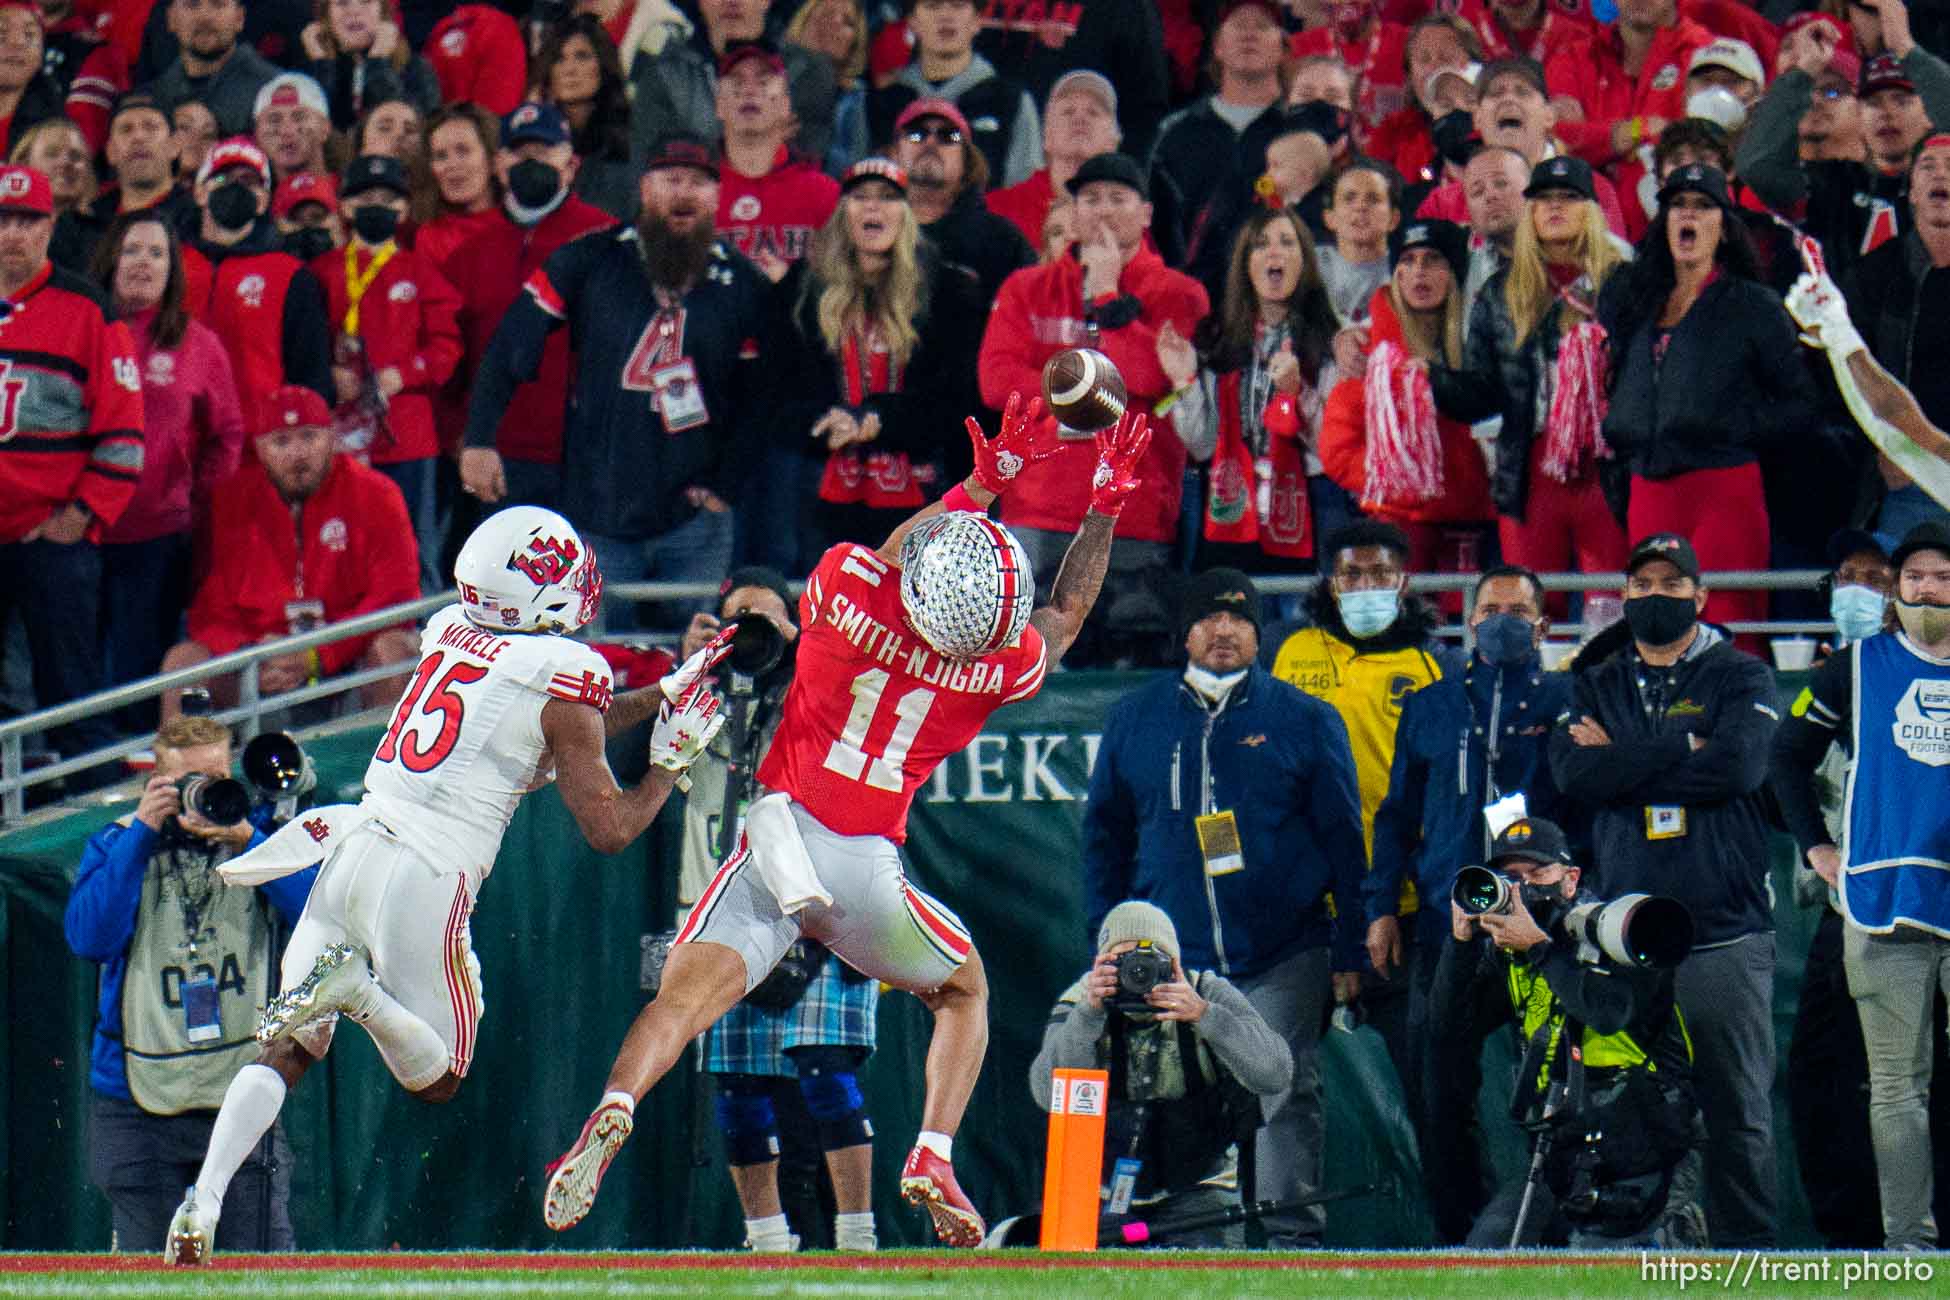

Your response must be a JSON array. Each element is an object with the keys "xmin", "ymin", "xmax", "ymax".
[{"xmin": 10, "ymin": 0, "xmax": 1950, "ymax": 1258}]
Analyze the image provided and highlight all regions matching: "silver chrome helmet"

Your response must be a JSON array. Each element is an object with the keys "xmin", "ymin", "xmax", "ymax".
[{"xmin": 898, "ymin": 511, "xmax": 1036, "ymax": 659}]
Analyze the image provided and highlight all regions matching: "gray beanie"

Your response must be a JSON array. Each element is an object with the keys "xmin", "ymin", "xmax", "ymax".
[{"xmin": 1096, "ymin": 901, "xmax": 1179, "ymax": 962}]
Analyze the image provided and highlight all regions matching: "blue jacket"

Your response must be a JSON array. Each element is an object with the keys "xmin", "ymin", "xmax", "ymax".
[
  {"xmin": 64, "ymin": 815, "xmax": 314, "ymax": 1101},
  {"xmin": 1083, "ymin": 666, "xmax": 1369, "ymax": 979},
  {"xmin": 1368, "ymin": 654, "xmax": 1579, "ymax": 947}
]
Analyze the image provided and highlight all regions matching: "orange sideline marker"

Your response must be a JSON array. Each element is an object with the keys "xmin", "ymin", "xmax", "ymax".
[{"xmin": 1039, "ymin": 1067, "xmax": 1109, "ymax": 1250}]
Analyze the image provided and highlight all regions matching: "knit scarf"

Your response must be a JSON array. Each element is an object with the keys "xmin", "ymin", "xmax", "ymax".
[{"xmin": 1361, "ymin": 339, "xmax": 1444, "ymax": 505}]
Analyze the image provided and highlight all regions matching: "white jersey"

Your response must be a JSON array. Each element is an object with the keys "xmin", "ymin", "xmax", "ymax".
[{"xmin": 361, "ymin": 604, "xmax": 614, "ymax": 884}]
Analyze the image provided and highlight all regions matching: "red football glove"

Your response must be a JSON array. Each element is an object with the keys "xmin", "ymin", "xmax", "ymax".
[
  {"xmin": 966, "ymin": 390, "xmax": 1060, "ymax": 496},
  {"xmin": 1088, "ymin": 408, "xmax": 1151, "ymax": 517}
]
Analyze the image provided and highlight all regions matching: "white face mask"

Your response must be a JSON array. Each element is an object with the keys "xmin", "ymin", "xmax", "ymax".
[
  {"xmin": 1685, "ymin": 85, "xmax": 1748, "ymax": 134},
  {"xmin": 1183, "ymin": 665, "xmax": 1248, "ymax": 703}
]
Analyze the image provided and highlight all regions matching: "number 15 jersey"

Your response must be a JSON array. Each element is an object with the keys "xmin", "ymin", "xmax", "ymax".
[
  {"xmin": 757, "ymin": 543, "xmax": 1048, "ymax": 842},
  {"xmin": 362, "ymin": 604, "xmax": 615, "ymax": 885}
]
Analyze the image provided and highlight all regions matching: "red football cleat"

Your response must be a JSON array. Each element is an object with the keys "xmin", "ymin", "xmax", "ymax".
[
  {"xmin": 900, "ymin": 1144, "xmax": 985, "ymax": 1247},
  {"xmin": 542, "ymin": 1099, "xmax": 634, "ymax": 1231}
]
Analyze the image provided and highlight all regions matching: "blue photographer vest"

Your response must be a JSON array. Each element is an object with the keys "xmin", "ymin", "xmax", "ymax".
[{"xmin": 1842, "ymin": 633, "xmax": 1950, "ymax": 935}]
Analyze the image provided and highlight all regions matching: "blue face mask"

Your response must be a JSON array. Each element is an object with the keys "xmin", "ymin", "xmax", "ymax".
[
  {"xmin": 1474, "ymin": 612, "xmax": 1538, "ymax": 666},
  {"xmin": 1338, "ymin": 588, "xmax": 1400, "ymax": 639},
  {"xmin": 1830, "ymin": 584, "xmax": 1887, "ymax": 643}
]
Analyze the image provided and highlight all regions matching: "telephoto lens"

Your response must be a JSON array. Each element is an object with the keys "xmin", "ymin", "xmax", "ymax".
[
  {"xmin": 1452, "ymin": 865, "xmax": 1512, "ymax": 916},
  {"xmin": 1562, "ymin": 895, "xmax": 1695, "ymax": 969},
  {"xmin": 726, "ymin": 616, "xmax": 785, "ymax": 677},
  {"xmin": 176, "ymin": 774, "xmax": 252, "ymax": 825}
]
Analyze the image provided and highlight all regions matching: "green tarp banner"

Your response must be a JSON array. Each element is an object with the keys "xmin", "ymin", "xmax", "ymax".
[{"xmin": 0, "ymin": 671, "xmax": 1820, "ymax": 1249}]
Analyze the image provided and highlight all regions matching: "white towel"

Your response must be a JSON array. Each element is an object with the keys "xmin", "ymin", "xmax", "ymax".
[
  {"xmin": 217, "ymin": 802, "xmax": 371, "ymax": 886},
  {"xmin": 743, "ymin": 793, "xmax": 832, "ymax": 915}
]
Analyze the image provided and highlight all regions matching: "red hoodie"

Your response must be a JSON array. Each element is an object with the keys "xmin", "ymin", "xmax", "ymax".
[
  {"xmin": 1319, "ymin": 284, "xmax": 1493, "ymax": 527},
  {"xmin": 425, "ymin": 5, "xmax": 529, "ymax": 116},
  {"xmin": 444, "ymin": 197, "xmax": 614, "ymax": 463},
  {"xmin": 978, "ymin": 246, "xmax": 1208, "ymax": 543},
  {"xmin": 102, "ymin": 311, "xmax": 244, "ymax": 546},
  {"xmin": 190, "ymin": 453, "xmax": 419, "ymax": 673},
  {"xmin": 1546, "ymin": 17, "xmax": 1714, "ymax": 236}
]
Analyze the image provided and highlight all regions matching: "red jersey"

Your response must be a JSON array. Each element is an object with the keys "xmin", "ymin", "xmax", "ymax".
[
  {"xmin": 756, "ymin": 542, "xmax": 1048, "ymax": 842},
  {"xmin": 716, "ymin": 146, "xmax": 840, "ymax": 267}
]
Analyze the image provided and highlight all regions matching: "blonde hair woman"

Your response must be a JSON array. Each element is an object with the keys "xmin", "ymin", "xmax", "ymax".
[
  {"xmin": 1320, "ymin": 219, "xmax": 1492, "ymax": 589},
  {"xmin": 1429, "ymin": 155, "xmax": 1631, "ymax": 586},
  {"xmin": 771, "ymin": 158, "xmax": 985, "ymax": 565},
  {"xmin": 785, "ymin": 0, "xmax": 870, "ymax": 173},
  {"xmin": 11, "ymin": 119, "xmax": 94, "ymax": 216}
]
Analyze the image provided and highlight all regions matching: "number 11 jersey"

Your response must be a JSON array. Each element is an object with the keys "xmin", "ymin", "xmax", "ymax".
[{"xmin": 757, "ymin": 543, "xmax": 1048, "ymax": 843}]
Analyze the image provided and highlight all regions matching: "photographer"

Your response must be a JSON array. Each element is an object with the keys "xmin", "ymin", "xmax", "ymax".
[
  {"xmin": 1428, "ymin": 817, "xmax": 1705, "ymax": 1248},
  {"xmin": 677, "ymin": 567, "xmax": 881, "ymax": 1254},
  {"xmin": 63, "ymin": 717, "xmax": 316, "ymax": 1252},
  {"xmin": 1030, "ymin": 902, "xmax": 1292, "ymax": 1247}
]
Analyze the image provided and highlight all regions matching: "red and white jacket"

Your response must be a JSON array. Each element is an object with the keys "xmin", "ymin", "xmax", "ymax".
[
  {"xmin": 0, "ymin": 263, "xmax": 143, "ymax": 542},
  {"xmin": 977, "ymin": 247, "xmax": 1208, "ymax": 543}
]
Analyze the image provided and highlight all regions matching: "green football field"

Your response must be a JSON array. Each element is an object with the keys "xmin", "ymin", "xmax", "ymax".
[{"xmin": 0, "ymin": 1251, "xmax": 1943, "ymax": 1300}]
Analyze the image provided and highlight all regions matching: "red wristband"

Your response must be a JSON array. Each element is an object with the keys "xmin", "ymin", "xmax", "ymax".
[{"xmin": 942, "ymin": 483, "xmax": 981, "ymax": 513}]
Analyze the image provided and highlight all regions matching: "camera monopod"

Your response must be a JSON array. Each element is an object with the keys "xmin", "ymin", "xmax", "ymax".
[{"xmin": 1509, "ymin": 1023, "xmax": 1588, "ymax": 1248}]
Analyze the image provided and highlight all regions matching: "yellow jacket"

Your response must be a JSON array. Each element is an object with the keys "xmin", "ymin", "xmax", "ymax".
[{"xmin": 1268, "ymin": 624, "xmax": 1448, "ymax": 910}]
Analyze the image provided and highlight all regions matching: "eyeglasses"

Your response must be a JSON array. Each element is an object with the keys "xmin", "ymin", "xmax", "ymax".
[{"xmin": 903, "ymin": 124, "xmax": 963, "ymax": 145}]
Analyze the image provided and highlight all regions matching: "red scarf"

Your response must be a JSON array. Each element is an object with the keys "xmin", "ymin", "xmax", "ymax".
[
  {"xmin": 1203, "ymin": 369, "xmax": 1311, "ymax": 559},
  {"xmin": 816, "ymin": 325, "xmax": 925, "ymax": 509}
]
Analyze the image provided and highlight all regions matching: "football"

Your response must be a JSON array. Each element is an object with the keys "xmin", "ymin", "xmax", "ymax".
[{"xmin": 1040, "ymin": 347, "xmax": 1128, "ymax": 433}]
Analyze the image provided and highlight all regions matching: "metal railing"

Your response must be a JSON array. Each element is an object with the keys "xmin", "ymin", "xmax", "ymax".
[{"xmin": 0, "ymin": 570, "xmax": 1829, "ymax": 821}]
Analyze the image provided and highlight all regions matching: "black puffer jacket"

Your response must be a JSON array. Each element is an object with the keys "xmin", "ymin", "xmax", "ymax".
[
  {"xmin": 1428, "ymin": 265, "xmax": 1600, "ymax": 520},
  {"xmin": 1596, "ymin": 274, "xmax": 1819, "ymax": 482}
]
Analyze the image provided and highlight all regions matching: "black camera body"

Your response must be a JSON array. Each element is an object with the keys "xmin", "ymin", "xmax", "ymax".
[
  {"xmin": 1108, "ymin": 942, "xmax": 1173, "ymax": 1014},
  {"xmin": 174, "ymin": 773, "xmax": 251, "ymax": 826}
]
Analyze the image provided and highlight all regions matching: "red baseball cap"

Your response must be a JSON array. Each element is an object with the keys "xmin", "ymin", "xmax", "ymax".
[
  {"xmin": 717, "ymin": 39, "xmax": 785, "ymax": 77},
  {"xmin": 197, "ymin": 137, "xmax": 272, "ymax": 189},
  {"xmin": 256, "ymin": 384, "xmax": 334, "ymax": 437},
  {"xmin": 0, "ymin": 165, "xmax": 53, "ymax": 217},
  {"xmin": 894, "ymin": 97, "xmax": 972, "ymax": 140},
  {"xmin": 272, "ymin": 170, "xmax": 338, "ymax": 220}
]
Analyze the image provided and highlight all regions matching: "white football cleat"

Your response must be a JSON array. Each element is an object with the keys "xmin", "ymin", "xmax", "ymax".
[{"xmin": 163, "ymin": 1186, "xmax": 218, "ymax": 1266}]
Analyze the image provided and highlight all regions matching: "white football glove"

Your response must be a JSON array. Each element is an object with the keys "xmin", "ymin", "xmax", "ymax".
[
  {"xmin": 1785, "ymin": 269, "xmax": 1865, "ymax": 358},
  {"xmin": 649, "ymin": 679, "xmax": 725, "ymax": 781},
  {"xmin": 659, "ymin": 622, "xmax": 736, "ymax": 703}
]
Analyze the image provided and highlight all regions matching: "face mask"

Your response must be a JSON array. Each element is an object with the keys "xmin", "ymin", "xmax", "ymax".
[
  {"xmin": 1183, "ymin": 664, "xmax": 1248, "ymax": 704},
  {"xmin": 1623, "ymin": 593, "xmax": 1698, "ymax": 646},
  {"xmin": 1829, "ymin": 584, "xmax": 1887, "ymax": 643},
  {"xmin": 1432, "ymin": 109, "xmax": 1477, "ymax": 167},
  {"xmin": 284, "ymin": 225, "xmax": 335, "ymax": 261},
  {"xmin": 1337, "ymin": 588, "xmax": 1400, "ymax": 639},
  {"xmin": 1474, "ymin": 612, "xmax": 1539, "ymax": 667},
  {"xmin": 1895, "ymin": 598, "xmax": 1950, "ymax": 644},
  {"xmin": 351, "ymin": 203, "xmax": 401, "ymax": 244},
  {"xmin": 508, "ymin": 158, "xmax": 563, "ymax": 209},
  {"xmin": 1685, "ymin": 85, "xmax": 1748, "ymax": 134},
  {"xmin": 206, "ymin": 183, "xmax": 259, "ymax": 231}
]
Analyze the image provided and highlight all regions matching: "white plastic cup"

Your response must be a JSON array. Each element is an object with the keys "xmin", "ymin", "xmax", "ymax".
[
  {"xmin": 1539, "ymin": 641, "xmax": 1577, "ymax": 670},
  {"xmin": 1771, "ymin": 637, "xmax": 1817, "ymax": 672}
]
